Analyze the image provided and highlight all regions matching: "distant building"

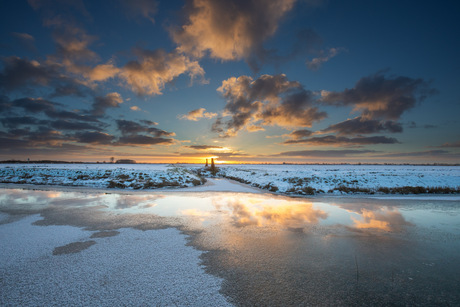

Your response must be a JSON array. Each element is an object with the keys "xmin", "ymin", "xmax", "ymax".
[{"xmin": 115, "ymin": 159, "xmax": 136, "ymax": 164}]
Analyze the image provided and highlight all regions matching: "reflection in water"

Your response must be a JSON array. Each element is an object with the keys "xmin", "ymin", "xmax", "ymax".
[
  {"xmin": 1, "ymin": 188, "xmax": 459, "ymax": 306},
  {"xmin": 214, "ymin": 198, "xmax": 328, "ymax": 228},
  {"xmin": 352, "ymin": 208, "xmax": 414, "ymax": 231},
  {"xmin": 0, "ymin": 188, "xmax": 456, "ymax": 234}
]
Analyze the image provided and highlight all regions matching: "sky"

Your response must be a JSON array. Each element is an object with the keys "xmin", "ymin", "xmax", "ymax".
[{"xmin": 1, "ymin": 0, "xmax": 459, "ymax": 164}]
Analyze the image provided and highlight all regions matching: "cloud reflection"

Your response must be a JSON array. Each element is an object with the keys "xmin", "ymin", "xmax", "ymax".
[
  {"xmin": 352, "ymin": 208, "xmax": 413, "ymax": 232},
  {"xmin": 213, "ymin": 197, "xmax": 328, "ymax": 228}
]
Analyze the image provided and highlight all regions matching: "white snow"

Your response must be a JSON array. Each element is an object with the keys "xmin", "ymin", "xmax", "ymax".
[
  {"xmin": 0, "ymin": 163, "xmax": 202, "ymax": 189},
  {"xmin": 1, "ymin": 163, "xmax": 459, "ymax": 195},
  {"xmin": 210, "ymin": 164, "xmax": 460, "ymax": 194},
  {"xmin": 0, "ymin": 215, "xmax": 231, "ymax": 306}
]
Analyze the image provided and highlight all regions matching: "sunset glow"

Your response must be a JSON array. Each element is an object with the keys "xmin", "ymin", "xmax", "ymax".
[{"xmin": 1, "ymin": 1, "xmax": 459, "ymax": 164}]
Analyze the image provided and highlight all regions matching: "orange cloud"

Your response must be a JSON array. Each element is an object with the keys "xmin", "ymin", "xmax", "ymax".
[
  {"xmin": 215, "ymin": 197, "xmax": 328, "ymax": 228},
  {"xmin": 120, "ymin": 49, "xmax": 205, "ymax": 96},
  {"xmin": 172, "ymin": 0, "xmax": 296, "ymax": 61},
  {"xmin": 179, "ymin": 108, "xmax": 217, "ymax": 121}
]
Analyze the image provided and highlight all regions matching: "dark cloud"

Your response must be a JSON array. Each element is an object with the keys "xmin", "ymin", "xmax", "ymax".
[
  {"xmin": 276, "ymin": 149, "xmax": 377, "ymax": 157},
  {"xmin": 116, "ymin": 119, "xmax": 175, "ymax": 137},
  {"xmin": 117, "ymin": 135, "xmax": 174, "ymax": 146},
  {"xmin": 283, "ymin": 135, "xmax": 399, "ymax": 146},
  {"xmin": 0, "ymin": 56, "xmax": 60, "ymax": 91},
  {"xmin": 74, "ymin": 131, "xmax": 114, "ymax": 144},
  {"xmin": 321, "ymin": 117, "xmax": 403, "ymax": 135},
  {"xmin": 113, "ymin": 119, "xmax": 177, "ymax": 146},
  {"xmin": 45, "ymin": 110, "xmax": 100, "ymax": 122},
  {"xmin": 50, "ymin": 120, "xmax": 100, "ymax": 131},
  {"xmin": 1, "ymin": 116, "xmax": 46, "ymax": 129},
  {"xmin": 375, "ymin": 150, "xmax": 459, "ymax": 158},
  {"xmin": 13, "ymin": 97, "xmax": 57, "ymax": 113},
  {"xmin": 0, "ymin": 56, "xmax": 89, "ymax": 97},
  {"xmin": 5, "ymin": 96, "xmax": 100, "ymax": 123},
  {"xmin": 0, "ymin": 95, "xmax": 11, "ymax": 112},
  {"xmin": 285, "ymin": 129, "xmax": 314, "ymax": 140},
  {"xmin": 186, "ymin": 145, "xmax": 224, "ymax": 150},
  {"xmin": 320, "ymin": 72, "xmax": 437, "ymax": 120},
  {"xmin": 90, "ymin": 92, "xmax": 123, "ymax": 116},
  {"xmin": 213, "ymin": 74, "xmax": 327, "ymax": 137}
]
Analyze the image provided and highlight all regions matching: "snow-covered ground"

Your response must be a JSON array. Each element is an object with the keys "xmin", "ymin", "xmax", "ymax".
[
  {"xmin": 196, "ymin": 164, "xmax": 460, "ymax": 195},
  {"xmin": 0, "ymin": 163, "xmax": 203, "ymax": 189},
  {"xmin": 0, "ymin": 163, "xmax": 459, "ymax": 195}
]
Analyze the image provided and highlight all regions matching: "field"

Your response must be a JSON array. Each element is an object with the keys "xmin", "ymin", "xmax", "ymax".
[{"xmin": 1, "ymin": 163, "xmax": 459, "ymax": 195}]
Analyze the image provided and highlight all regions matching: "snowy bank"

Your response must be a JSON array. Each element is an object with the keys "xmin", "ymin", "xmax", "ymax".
[
  {"xmin": 0, "ymin": 164, "xmax": 203, "ymax": 190},
  {"xmin": 203, "ymin": 164, "xmax": 460, "ymax": 195},
  {"xmin": 0, "ymin": 163, "xmax": 459, "ymax": 195}
]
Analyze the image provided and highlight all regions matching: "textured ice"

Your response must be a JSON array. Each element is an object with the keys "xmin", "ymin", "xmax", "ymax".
[{"xmin": 0, "ymin": 215, "xmax": 231, "ymax": 306}]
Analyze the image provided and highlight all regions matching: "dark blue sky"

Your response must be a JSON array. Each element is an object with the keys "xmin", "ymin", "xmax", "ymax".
[{"xmin": 1, "ymin": 0, "xmax": 459, "ymax": 163}]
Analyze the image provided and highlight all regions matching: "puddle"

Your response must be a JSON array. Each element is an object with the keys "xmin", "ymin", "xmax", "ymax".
[{"xmin": 1, "ymin": 187, "xmax": 460, "ymax": 305}]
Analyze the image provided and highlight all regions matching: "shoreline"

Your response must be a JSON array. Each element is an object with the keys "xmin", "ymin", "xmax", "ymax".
[{"xmin": 1, "ymin": 181, "xmax": 460, "ymax": 201}]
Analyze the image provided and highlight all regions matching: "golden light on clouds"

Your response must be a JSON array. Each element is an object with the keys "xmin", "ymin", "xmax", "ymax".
[{"xmin": 352, "ymin": 208, "xmax": 413, "ymax": 231}]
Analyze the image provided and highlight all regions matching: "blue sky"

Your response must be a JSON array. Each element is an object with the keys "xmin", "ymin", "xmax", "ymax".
[{"xmin": 1, "ymin": 0, "xmax": 459, "ymax": 163}]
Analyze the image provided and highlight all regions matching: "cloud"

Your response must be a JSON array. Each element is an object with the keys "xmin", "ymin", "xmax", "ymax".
[
  {"xmin": 436, "ymin": 141, "xmax": 460, "ymax": 148},
  {"xmin": 119, "ymin": 0, "xmax": 157, "ymax": 23},
  {"xmin": 284, "ymin": 129, "xmax": 314, "ymax": 140},
  {"xmin": 352, "ymin": 208, "xmax": 413, "ymax": 232},
  {"xmin": 179, "ymin": 108, "xmax": 217, "ymax": 121},
  {"xmin": 90, "ymin": 92, "xmax": 123, "ymax": 116},
  {"xmin": 375, "ymin": 150, "xmax": 459, "ymax": 158},
  {"xmin": 2, "ymin": 96, "xmax": 101, "ymax": 125},
  {"xmin": 171, "ymin": 0, "xmax": 296, "ymax": 61},
  {"xmin": 283, "ymin": 135, "xmax": 399, "ymax": 146},
  {"xmin": 213, "ymin": 198, "xmax": 328, "ymax": 228},
  {"xmin": 0, "ymin": 56, "xmax": 89, "ymax": 97},
  {"xmin": 12, "ymin": 97, "xmax": 57, "ymax": 113},
  {"xmin": 11, "ymin": 32, "xmax": 37, "ymax": 53},
  {"xmin": 321, "ymin": 117, "xmax": 403, "ymax": 135},
  {"xmin": 116, "ymin": 119, "xmax": 175, "ymax": 137},
  {"xmin": 116, "ymin": 135, "xmax": 174, "ymax": 146},
  {"xmin": 50, "ymin": 120, "xmax": 100, "ymax": 131},
  {"xmin": 1, "ymin": 116, "xmax": 46, "ymax": 129},
  {"xmin": 320, "ymin": 72, "xmax": 437, "ymax": 120},
  {"xmin": 86, "ymin": 62, "xmax": 120, "ymax": 82},
  {"xmin": 186, "ymin": 145, "xmax": 224, "ymax": 150},
  {"xmin": 306, "ymin": 47, "xmax": 343, "ymax": 70},
  {"xmin": 74, "ymin": 131, "xmax": 115, "ymax": 144},
  {"xmin": 276, "ymin": 149, "xmax": 377, "ymax": 157},
  {"xmin": 212, "ymin": 74, "xmax": 327, "ymax": 137},
  {"xmin": 119, "ymin": 49, "xmax": 205, "ymax": 96},
  {"xmin": 51, "ymin": 25, "xmax": 98, "ymax": 67},
  {"xmin": 130, "ymin": 106, "xmax": 141, "ymax": 111}
]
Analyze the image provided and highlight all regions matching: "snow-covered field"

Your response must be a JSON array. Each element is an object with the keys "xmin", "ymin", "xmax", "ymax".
[
  {"xmin": 0, "ymin": 163, "xmax": 459, "ymax": 195},
  {"xmin": 0, "ymin": 163, "xmax": 203, "ymax": 190},
  {"xmin": 212, "ymin": 164, "xmax": 460, "ymax": 195}
]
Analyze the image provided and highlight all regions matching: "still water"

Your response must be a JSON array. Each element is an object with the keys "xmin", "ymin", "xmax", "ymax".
[{"xmin": 1, "ymin": 187, "xmax": 459, "ymax": 305}]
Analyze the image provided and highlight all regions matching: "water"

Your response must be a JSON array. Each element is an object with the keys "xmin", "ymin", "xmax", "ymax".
[{"xmin": 1, "ymin": 187, "xmax": 459, "ymax": 305}]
